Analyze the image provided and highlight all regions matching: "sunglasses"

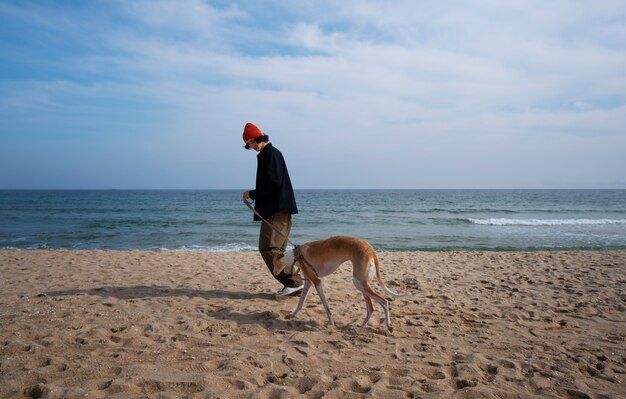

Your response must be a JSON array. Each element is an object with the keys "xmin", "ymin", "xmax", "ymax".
[{"xmin": 243, "ymin": 139, "xmax": 257, "ymax": 150}]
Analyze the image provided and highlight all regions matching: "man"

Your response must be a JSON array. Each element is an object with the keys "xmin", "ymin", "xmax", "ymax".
[{"xmin": 242, "ymin": 122, "xmax": 303, "ymax": 297}]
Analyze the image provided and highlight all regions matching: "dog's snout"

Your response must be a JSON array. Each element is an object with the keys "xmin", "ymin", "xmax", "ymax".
[{"xmin": 272, "ymin": 258, "xmax": 284, "ymax": 276}]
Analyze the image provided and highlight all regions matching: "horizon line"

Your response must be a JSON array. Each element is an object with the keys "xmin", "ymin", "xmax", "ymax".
[{"xmin": 1, "ymin": 187, "xmax": 625, "ymax": 191}]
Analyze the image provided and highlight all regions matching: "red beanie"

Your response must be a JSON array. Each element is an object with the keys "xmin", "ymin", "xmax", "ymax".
[{"xmin": 242, "ymin": 122, "xmax": 263, "ymax": 143}]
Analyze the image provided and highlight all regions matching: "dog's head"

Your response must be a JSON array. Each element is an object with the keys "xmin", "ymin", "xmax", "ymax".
[{"xmin": 273, "ymin": 248, "xmax": 295, "ymax": 276}]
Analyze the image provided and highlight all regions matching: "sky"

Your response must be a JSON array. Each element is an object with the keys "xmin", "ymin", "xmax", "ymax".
[{"xmin": 1, "ymin": 0, "xmax": 625, "ymax": 189}]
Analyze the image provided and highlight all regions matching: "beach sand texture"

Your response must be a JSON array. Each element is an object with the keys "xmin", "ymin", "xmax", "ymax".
[{"xmin": 1, "ymin": 250, "xmax": 624, "ymax": 398}]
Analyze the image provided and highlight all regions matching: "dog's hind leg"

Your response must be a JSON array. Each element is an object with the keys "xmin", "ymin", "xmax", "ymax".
[
  {"xmin": 355, "ymin": 278, "xmax": 392, "ymax": 331},
  {"xmin": 353, "ymin": 277, "xmax": 375, "ymax": 328},
  {"xmin": 359, "ymin": 293, "xmax": 374, "ymax": 328}
]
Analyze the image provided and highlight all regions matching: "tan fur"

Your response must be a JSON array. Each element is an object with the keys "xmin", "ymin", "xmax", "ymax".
[{"xmin": 274, "ymin": 236, "xmax": 406, "ymax": 332}]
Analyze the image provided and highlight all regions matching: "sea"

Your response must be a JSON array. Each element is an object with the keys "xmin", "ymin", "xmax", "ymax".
[{"xmin": 1, "ymin": 189, "xmax": 625, "ymax": 251}]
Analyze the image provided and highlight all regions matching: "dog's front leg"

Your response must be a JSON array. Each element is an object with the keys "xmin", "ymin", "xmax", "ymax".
[
  {"xmin": 288, "ymin": 279, "xmax": 312, "ymax": 319},
  {"xmin": 314, "ymin": 282, "xmax": 334, "ymax": 327}
]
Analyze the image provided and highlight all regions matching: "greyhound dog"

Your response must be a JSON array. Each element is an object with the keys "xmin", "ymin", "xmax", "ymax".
[{"xmin": 273, "ymin": 236, "xmax": 406, "ymax": 332}]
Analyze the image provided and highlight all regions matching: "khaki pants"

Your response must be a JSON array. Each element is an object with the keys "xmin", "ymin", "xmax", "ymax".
[{"xmin": 258, "ymin": 212, "xmax": 302, "ymax": 288}]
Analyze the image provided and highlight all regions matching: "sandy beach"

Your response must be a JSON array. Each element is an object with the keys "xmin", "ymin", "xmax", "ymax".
[{"xmin": 0, "ymin": 250, "xmax": 624, "ymax": 398}]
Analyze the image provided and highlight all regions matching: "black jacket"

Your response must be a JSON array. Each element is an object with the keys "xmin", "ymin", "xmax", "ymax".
[{"xmin": 249, "ymin": 143, "xmax": 298, "ymax": 220}]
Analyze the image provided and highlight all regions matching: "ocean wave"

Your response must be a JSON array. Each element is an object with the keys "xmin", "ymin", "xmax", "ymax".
[
  {"xmin": 0, "ymin": 243, "xmax": 52, "ymax": 250},
  {"xmin": 1, "ymin": 243, "xmax": 258, "ymax": 252},
  {"xmin": 425, "ymin": 208, "xmax": 626, "ymax": 214},
  {"xmin": 169, "ymin": 243, "xmax": 257, "ymax": 252},
  {"xmin": 468, "ymin": 218, "xmax": 626, "ymax": 226},
  {"xmin": 427, "ymin": 208, "xmax": 517, "ymax": 214}
]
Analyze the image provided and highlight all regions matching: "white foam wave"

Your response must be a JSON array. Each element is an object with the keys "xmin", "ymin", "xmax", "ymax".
[
  {"xmin": 169, "ymin": 243, "xmax": 257, "ymax": 252},
  {"xmin": 468, "ymin": 218, "xmax": 626, "ymax": 226}
]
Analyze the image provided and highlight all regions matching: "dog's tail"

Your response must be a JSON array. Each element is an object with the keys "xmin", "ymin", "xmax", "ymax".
[{"xmin": 374, "ymin": 253, "xmax": 408, "ymax": 298}]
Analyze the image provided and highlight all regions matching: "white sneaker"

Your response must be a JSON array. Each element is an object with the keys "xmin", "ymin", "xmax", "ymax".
[{"xmin": 276, "ymin": 285, "xmax": 303, "ymax": 297}]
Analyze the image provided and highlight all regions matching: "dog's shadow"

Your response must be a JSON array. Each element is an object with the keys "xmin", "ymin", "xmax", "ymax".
[{"xmin": 45, "ymin": 285, "xmax": 319, "ymax": 330}]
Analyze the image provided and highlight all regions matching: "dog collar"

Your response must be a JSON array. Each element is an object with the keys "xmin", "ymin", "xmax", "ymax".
[{"xmin": 293, "ymin": 245, "xmax": 319, "ymax": 279}]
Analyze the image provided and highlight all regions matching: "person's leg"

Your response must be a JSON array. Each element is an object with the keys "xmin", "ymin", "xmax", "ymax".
[{"xmin": 258, "ymin": 212, "xmax": 302, "ymax": 288}]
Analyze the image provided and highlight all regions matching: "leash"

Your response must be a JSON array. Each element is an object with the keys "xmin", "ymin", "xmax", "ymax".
[
  {"xmin": 243, "ymin": 198, "xmax": 295, "ymax": 246},
  {"xmin": 243, "ymin": 198, "xmax": 319, "ymax": 279}
]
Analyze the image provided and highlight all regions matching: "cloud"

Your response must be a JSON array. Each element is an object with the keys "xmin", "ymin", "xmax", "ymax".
[{"xmin": 119, "ymin": 0, "xmax": 244, "ymax": 32}]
